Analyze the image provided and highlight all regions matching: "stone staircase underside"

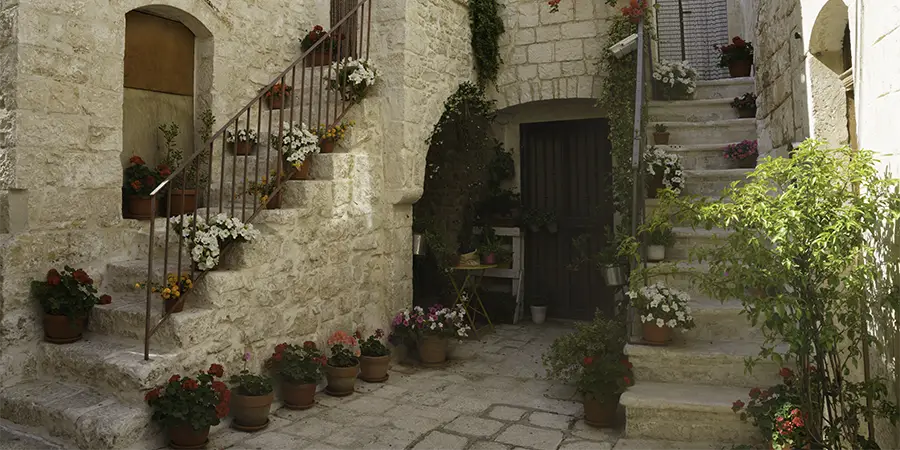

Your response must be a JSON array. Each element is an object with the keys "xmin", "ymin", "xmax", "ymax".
[{"xmin": 620, "ymin": 76, "xmax": 766, "ymax": 447}]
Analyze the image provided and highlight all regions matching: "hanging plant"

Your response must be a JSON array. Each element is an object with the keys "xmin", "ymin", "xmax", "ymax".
[{"xmin": 469, "ymin": 0, "xmax": 505, "ymax": 87}]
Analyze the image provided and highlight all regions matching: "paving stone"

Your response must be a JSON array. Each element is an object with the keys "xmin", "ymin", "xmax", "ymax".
[
  {"xmin": 494, "ymin": 424, "xmax": 564, "ymax": 449},
  {"xmin": 545, "ymin": 383, "xmax": 578, "ymax": 400},
  {"xmin": 279, "ymin": 416, "xmax": 340, "ymax": 439},
  {"xmin": 443, "ymin": 415, "xmax": 506, "ymax": 438},
  {"xmin": 570, "ymin": 420, "xmax": 621, "ymax": 442},
  {"xmin": 386, "ymin": 404, "xmax": 461, "ymax": 422},
  {"xmin": 337, "ymin": 395, "xmax": 397, "ymax": 414},
  {"xmin": 0, "ymin": 425, "xmax": 65, "ymax": 450},
  {"xmin": 441, "ymin": 395, "xmax": 494, "ymax": 414},
  {"xmin": 411, "ymin": 431, "xmax": 469, "ymax": 450},
  {"xmin": 401, "ymin": 390, "xmax": 451, "ymax": 407},
  {"xmin": 469, "ymin": 441, "xmax": 513, "ymax": 450},
  {"xmin": 240, "ymin": 431, "xmax": 308, "ymax": 449},
  {"xmin": 488, "ymin": 405, "xmax": 529, "ymax": 421},
  {"xmin": 354, "ymin": 380, "xmax": 386, "ymax": 394},
  {"xmin": 370, "ymin": 427, "xmax": 423, "ymax": 449},
  {"xmin": 273, "ymin": 405, "xmax": 321, "ymax": 421},
  {"xmin": 528, "ymin": 411, "xmax": 573, "ymax": 430},
  {"xmin": 559, "ymin": 437, "xmax": 614, "ymax": 450},
  {"xmin": 370, "ymin": 385, "xmax": 409, "ymax": 399},
  {"xmin": 389, "ymin": 414, "xmax": 445, "ymax": 432},
  {"xmin": 323, "ymin": 425, "xmax": 378, "ymax": 448}
]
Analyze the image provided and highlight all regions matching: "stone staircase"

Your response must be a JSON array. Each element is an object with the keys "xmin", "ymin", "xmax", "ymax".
[{"xmin": 617, "ymin": 77, "xmax": 770, "ymax": 448}]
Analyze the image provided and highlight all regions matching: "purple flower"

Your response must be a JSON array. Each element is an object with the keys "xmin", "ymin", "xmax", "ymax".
[{"xmin": 243, "ymin": 352, "xmax": 251, "ymax": 361}]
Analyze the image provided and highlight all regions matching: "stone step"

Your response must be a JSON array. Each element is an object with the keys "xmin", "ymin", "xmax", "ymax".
[
  {"xmin": 655, "ymin": 143, "xmax": 748, "ymax": 171},
  {"xmin": 625, "ymin": 340, "xmax": 781, "ymax": 388},
  {"xmin": 0, "ymin": 380, "xmax": 153, "ymax": 449},
  {"xmin": 684, "ymin": 297, "xmax": 762, "ymax": 343},
  {"xmin": 650, "ymin": 119, "xmax": 756, "ymax": 145},
  {"xmin": 694, "ymin": 77, "xmax": 755, "ymax": 100},
  {"xmin": 612, "ymin": 438, "xmax": 722, "ymax": 450},
  {"xmin": 648, "ymin": 98, "xmax": 739, "ymax": 122},
  {"xmin": 667, "ymin": 227, "xmax": 732, "ymax": 260},
  {"xmin": 682, "ymin": 169, "xmax": 752, "ymax": 197},
  {"xmin": 645, "ymin": 261, "xmax": 708, "ymax": 298},
  {"xmin": 621, "ymin": 381, "xmax": 760, "ymax": 443}
]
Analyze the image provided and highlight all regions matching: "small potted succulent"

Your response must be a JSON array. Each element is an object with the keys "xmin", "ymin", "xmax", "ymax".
[
  {"xmin": 144, "ymin": 364, "xmax": 230, "ymax": 449},
  {"xmin": 226, "ymin": 128, "xmax": 259, "ymax": 156},
  {"xmin": 627, "ymin": 282, "xmax": 695, "ymax": 345},
  {"xmin": 356, "ymin": 329, "xmax": 391, "ymax": 382},
  {"xmin": 265, "ymin": 83, "xmax": 293, "ymax": 110},
  {"xmin": 327, "ymin": 57, "xmax": 377, "ymax": 104},
  {"xmin": 718, "ymin": 36, "xmax": 754, "ymax": 78},
  {"xmin": 135, "ymin": 272, "xmax": 193, "ymax": 314},
  {"xmin": 724, "ymin": 139, "xmax": 759, "ymax": 169},
  {"xmin": 267, "ymin": 341, "xmax": 327, "ymax": 410},
  {"xmin": 123, "ymin": 155, "xmax": 162, "ymax": 219},
  {"xmin": 314, "ymin": 121, "xmax": 353, "ymax": 154},
  {"xmin": 652, "ymin": 123, "xmax": 670, "ymax": 145},
  {"xmin": 530, "ymin": 298, "xmax": 548, "ymax": 325},
  {"xmin": 229, "ymin": 352, "xmax": 274, "ymax": 432},
  {"xmin": 247, "ymin": 171, "xmax": 283, "ymax": 210},
  {"xmin": 274, "ymin": 123, "xmax": 319, "ymax": 180},
  {"xmin": 325, "ymin": 331, "xmax": 360, "ymax": 396},
  {"xmin": 300, "ymin": 25, "xmax": 336, "ymax": 67},
  {"xmin": 390, "ymin": 303, "xmax": 471, "ymax": 367},
  {"xmin": 730, "ymin": 93, "xmax": 757, "ymax": 118},
  {"xmin": 643, "ymin": 146, "xmax": 685, "ymax": 198},
  {"xmin": 32, "ymin": 267, "xmax": 111, "ymax": 344}
]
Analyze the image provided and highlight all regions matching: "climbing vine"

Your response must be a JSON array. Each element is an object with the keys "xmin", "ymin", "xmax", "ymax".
[{"xmin": 469, "ymin": 0, "xmax": 505, "ymax": 87}]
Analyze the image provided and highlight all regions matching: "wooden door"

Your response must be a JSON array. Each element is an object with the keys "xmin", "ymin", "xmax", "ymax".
[{"xmin": 521, "ymin": 119, "xmax": 614, "ymax": 320}]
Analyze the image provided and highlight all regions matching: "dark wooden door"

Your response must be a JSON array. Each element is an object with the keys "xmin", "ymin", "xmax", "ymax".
[{"xmin": 521, "ymin": 118, "xmax": 614, "ymax": 320}]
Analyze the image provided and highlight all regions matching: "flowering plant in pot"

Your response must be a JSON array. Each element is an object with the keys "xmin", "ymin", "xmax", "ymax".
[
  {"xmin": 265, "ymin": 83, "xmax": 293, "ymax": 110},
  {"xmin": 32, "ymin": 267, "xmax": 111, "ymax": 344},
  {"xmin": 717, "ymin": 36, "xmax": 754, "ymax": 77},
  {"xmin": 274, "ymin": 123, "xmax": 319, "ymax": 180},
  {"xmin": 643, "ymin": 146, "xmax": 684, "ymax": 198},
  {"xmin": 134, "ymin": 273, "xmax": 193, "ymax": 314},
  {"xmin": 314, "ymin": 121, "xmax": 353, "ymax": 154},
  {"xmin": 145, "ymin": 364, "xmax": 230, "ymax": 448},
  {"xmin": 299, "ymin": 25, "xmax": 336, "ymax": 67},
  {"xmin": 159, "ymin": 123, "xmax": 206, "ymax": 216},
  {"xmin": 724, "ymin": 139, "xmax": 759, "ymax": 169},
  {"xmin": 356, "ymin": 329, "xmax": 391, "ymax": 382},
  {"xmin": 627, "ymin": 282, "xmax": 694, "ymax": 345},
  {"xmin": 640, "ymin": 216, "xmax": 674, "ymax": 262},
  {"xmin": 325, "ymin": 331, "xmax": 360, "ymax": 396},
  {"xmin": 620, "ymin": 0, "xmax": 649, "ymax": 23},
  {"xmin": 226, "ymin": 128, "xmax": 259, "ymax": 156},
  {"xmin": 732, "ymin": 368, "xmax": 811, "ymax": 450},
  {"xmin": 327, "ymin": 57, "xmax": 377, "ymax": 104},
  {"xmin": 266, "ymin": 342, "xmax": 326, "ymax": 410},
  {"xmin": 169, "ymin": 214, "xmax": 259, "ymax": 271},
  {"xmin": 229, "ymin": 352, "xmax": 274, "ymax": 431},
  {"xmin": 123, "ymin": 155, "xmax": 163, "ymax": 219},
  {"xmin": 389, "ymin": 303, "xmax": 470, "ymax": 367},
  {"xmin": 542, "ymin": 313, "xmax": 633, "ymax": 428},
  {"xmin": 652, "ymin": 60, "xmax": 697, "ymax": 100},
  {"xmin": 246, "ymin": 171, "xmax": 284, "ymax": 209},
  {"xmin": 730, "ymin": 93, "xmax": 757, "ymax": 118}
]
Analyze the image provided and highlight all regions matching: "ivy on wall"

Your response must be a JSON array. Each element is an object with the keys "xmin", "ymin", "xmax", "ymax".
[{"xmin": 469, "ymin": 0, "xmax": 505, "ymax": 87}]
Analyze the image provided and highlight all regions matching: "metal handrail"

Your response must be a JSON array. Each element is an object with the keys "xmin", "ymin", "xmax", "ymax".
[{"xmin": 143, "ymin": 0, "xmax": 373, "ymax": 360}]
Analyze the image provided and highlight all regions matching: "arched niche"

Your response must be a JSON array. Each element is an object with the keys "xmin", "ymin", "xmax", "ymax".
[{"xmin": 806, "ymin": 0, "xmax": 851, "ymax": 147}]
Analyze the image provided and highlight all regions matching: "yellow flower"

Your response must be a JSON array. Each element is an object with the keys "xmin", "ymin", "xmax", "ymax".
[
  {"xmin": 173, "ymin": 291, "xmax": 180, "ymax": 298},
  {"xmin": 161, "ymin": 292, "xmax": 170, "ymax": 300},
  {"xmin": 261, "ymin": 195, "xmax": 269, "ymax": 204}
]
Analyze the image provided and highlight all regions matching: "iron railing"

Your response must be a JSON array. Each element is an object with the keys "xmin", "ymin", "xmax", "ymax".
[{"xmin": 142, "ymin": 0, "xmax": 373, "ymax": 360}]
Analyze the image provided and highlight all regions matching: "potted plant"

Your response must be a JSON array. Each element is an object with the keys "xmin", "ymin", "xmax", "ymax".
[
  {"xmin": 724, "ymin": 139, "xmax": 759, "ymax": 169},
  {"xmin": 226, "ymin": 128, "xmax": 259, "ymax": 156},
  {"xmin": 135, "ymin": 273, "xmax": 193, "ymax": 314},
  {"xmin": 542, "ymin": 313, "xmax": 634, "ymax": 428},
  {"xmin": 267, "ymin": 341, "xmax": 326, "ymax": 410},
  {"xmin": 229, "ymin": 352, "xmax": 274, "ymax": 432},
  {"xmin": 478, "ymin": 227, "xmax": 502, "ymax": 265},
  {"xmin": 495, "ymin": 247, "xmax": 514, "ymax": 269},
  {"xmin": 643, "ymin": 146, "xmax": 684, "ymax": 198},
  {"xmin": 327, "ymin": 57, "xmax": 377, "ymax": 104},
  {"xmin": 314, "ymin": 121, "xmax": 353, "ymax": 154},
  {"xmin": 597, "ymin": 243, "xmax": 628, "ymax": 287},
  {"xmin": 731, "ymin": 93, "xmax": 757, "ymax": 119},
  {"xmin": 717, "ymin": 36, "xmax": 754, "ymax": 77},
  {"xmin": 356, "ymin": 329, "xmax": 391, "ymax": 382},
  {"xmin": 265, "ymin": 83, "xmax": 293, "ymax": 110},
  {"xmin": 159, "ymin": 123, "xmax": 207, "ymax": 215},
  {"xmin": 643, "ymin": 220, "xmax": 674, "ymax": 262},
  {"xmin": 300, "ymin": 25, "xmax": 335, "ymax": 67},
  {"xmin": 621, "ymin": 0, "xmax": 649, "ymax": 23},
  {"xmin": 32, "ymin": 267, "xmax": 111, "ymax": 344},
  {"xmin": 390, "ymin": 303, "xmax": 470, "ymax": 367},
  {"xmin": 627, "ymin": 282, "xmax": 695, "ymax": 345},
  {"xmin": 274, "ymin": 123, "xmax": 319, "ymax": 180},
  {"xmin": 324, "ymin": 331, "xmax": 360, "ymax": 396},
  {"xmin": 168, "ymin": 214, "xmax": 259, "ymax": 271},
  {"xmin": 145, "ymin": 364, "xmax": 230, "ymax": 449},
  {"xmin": 480, "ymin": 189, "xmax": 522, "ymax": 227},
  {"xmin": 123, "ymin": 155, "xmax": 162, "ymax": 219},
  {"xmin": 652, "ymin": 124, "xmax": 670, "ymax": 145},
  {"xmin": 530, "ymin": 299, "xmax": 548, "ymax": 325},
  {"xmin": 652, "ymin": 60, "xmax": 697, "ymax": 100},
  {"xmin": 247, "ymin": 171, "xmax": 283, "ymax": 210},
  {"xmin": 732, "ymin": 368, "xmax": 811, "ymax": 450}
]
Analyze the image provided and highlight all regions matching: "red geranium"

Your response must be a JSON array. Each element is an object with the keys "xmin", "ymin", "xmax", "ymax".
[
  {"xmin": 147, "ymin": 368, "xmax": 230, "ymax": 431},
  {"xmin": 732, "ymin": 399, "xmax": 745, "ymax": 412},
  {"xmin": 47, "ymin": 269, "xmax": 61, "ymax": 286},
  {"xmin": 143, "ymin": 175, "xmax": 158, "ymax": 188},
  {"xmin": 268, "ymin": 342, "xmax": 327, "ymax": 384},
  {"xmin": 302, "ymin": 341, "xmax": 316, "ymax": 349},
  {"xmin": 98, "ymin": 295, "xmax": 112, "ymax": 305},
  {"xmin": 169, "ymin": 374, "xmax": 181, "ymax": 383},
  {"xmin": 157, "ymin": 164, "xmax": 172, "ymax": 178},
  {"xmin": 129, "ymin": 155, "xmax": 146, "ymax": 165},
  {"xmin": 275, "ymin": 343, "xmax": 289, "ymax": 353},
  {"xmin": 72, "ymin": 269, "xmax": 93, "ymax": 285},
  {"xmin": 583, "ymin": 356, "xmax": 594, "ymax": 366},
  {"xmin": 749, "ymin": 387, "xmax": 761, "ymax": 399},
  {"xmin": 32, "ymin": 266, "xmax": 110, "ymax": 319},
  {"xmin": 207, "ymin": 363, "xmax": 224, "ymax": 378},
  {"xmin": 779, "ymin": 367, "xmax": 794, "ymax": 379},
  {"xmin": 181, "ymin": 379, "xmax": 199, "ymax": 390},
  {"xmin": 144, "ymin": 387, "xmax": 161, "ymax": 402},
  {"xmin": 211, "ymin": 381, "xmax": 227, "ymax": 393}
]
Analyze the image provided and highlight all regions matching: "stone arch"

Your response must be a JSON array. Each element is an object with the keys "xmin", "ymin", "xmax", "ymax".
[
  {"xmin": 804, "ymin": 0, "xmax": 851, "ymax": 146},
  {"xmin": 494, "ymin": 76, "xmax": 600, "ymax": 111}
]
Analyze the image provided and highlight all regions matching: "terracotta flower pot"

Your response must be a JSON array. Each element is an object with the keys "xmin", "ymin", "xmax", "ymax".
[
  {"xmin": 281, "ymin": 381, "xmax": 316, "ymax": 409},
  {"xmin": 167, "ymin": 423, "xmax": 209, "ymax": 449},
  {"xmin": 642, "ymin": 322, "xmax": 673, "ymax": 345},
  {"xmin": 417, "ymin": 335, "xmax": 448, "ymax": 367},
  {"xmin": 164, "ymin": 298, "xmax": 184, "ymax": 314},
  {"xmin": 43, "ymin": 314, "xmax": 85, "ymax": 344},
  {"xmin": 482, "ymin": 253, "xmax": 497, "ymax": 265},
  {"xmin": 737, "ymin": 107, "xmax": 756, "ymax": 119},
  {"xmin": 304, "ymin": 49, "xmax": 333, "ymax": 67},
  {"xmin": 233, "ymin": 142, "xmax": 255, "ymax": 155},
  {"xmin": 583, "ymin": 396, "xmax": 619, "ymax": 428},
  {"xmin": 320, "ymin": 139, "xmax": 335, "ymax": 154},
  {"xmin": 289, "ymin": 159, "xmax": 311, "ymax": 180},
  {"xmin": 646, "ymin": 172, "xmax": 665, "ymax": 198},
  {"xmin": 736, "ymin": 154, "xmax": 758, "ymax": 169},
  {"xmin": 653, "ymin": 132, "xmax": 670, "ymax": 145},
  {"xmin": 168, "ymin": 189, "xmax": 197, "ymax": 215},
  {"xmin": 325, "ymin": 363, "xmax": 359, "ymax": 396},
  {"xmin": 359, "ymin": 355, "xmax": 391, "ymax": 382},
  {"xmin": 267, "ymin": 94, "xmax": 291, "ymax": 110},
  {"xmin": 127, "ymin": 195, "xmax": 154, "ymax": 219},
  {"xmin": 231, "ymin": 391, "xmax": 274, "ymax": 429},
  {"xmin": 265, "ymin": 190, "xmax": 283, "ymax": 209},
  {"xmin": 728, "ymin": 60, "xmax": 752, "ymax": 77}
]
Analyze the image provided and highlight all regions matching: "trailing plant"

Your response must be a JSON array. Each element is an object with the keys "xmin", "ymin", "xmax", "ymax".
[
  {"xmin": 487, "ymin": 144, "xmax": 515, "ymax": 191},
  {"xmin": 327, "ymin": 57, "xmax": 376, "ymax": 103},
  {"xmin": 32, "ymin": 267, "xmax": 111, "ymax": 319},
  {"xmin": 652, "ymin": 59, "xmax": 698, "ymax": 100},
  {"xmin": 229, "ymin": 352, "xmax": 273, "ymax": 396},
  {"xmin": 315, "ymin": 121, "xmax": 354, "ymax": 143},
  {"xmin": 717, "ymin": 36, "xmax": 754, "ymax": 67},
  {"xmin": 723, "ymin": 140, "xmax": 758, "ymax": 162},
  {"xmin": 267, "ymin": 342, "xmax": 327, "ymax": 384},
  {"xmin": 226, "ymin": 128, "xmax": 259, "ymax": 144},
  {"xmin": 664, "ymin": 140, "xmax": 900, "ymax": 448},
  {"xmin": 169, "ymin": 213, "xmax": 259, "ymax": 270},
  {"xmin": 246, "ymin": 170, "xmax": 281, "ymax": 205},
  {"xmin": 356, "ymin": 329, "xmax": 391, "ymax": 357},
  {"xmin": 644, "ymin": 146, "xmax": 685, "ymax": 195},
  {"xmin": 273, "ymin": 123, "xmax": 319, "ymax": 168},
  {"xmin": 135, "ymin": 272, "xmax": 193, "ymax": 304},
  {"xmin": 469, "ymin": 0, "xmax": 505, "ymax": 87},
  {"xmin": 144, "ymin": 364, "xmax": 231, "ymax": 430}
]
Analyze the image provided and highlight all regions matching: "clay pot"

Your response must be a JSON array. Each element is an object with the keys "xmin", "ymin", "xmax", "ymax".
[
  {"xmin": 267, "ymin": 94, "xmax": 291, "ymax": 110},
  {"xmin": 736, "ymin": 154, "xmax": 758, "ymax": 169},
  {"xmin": 646, "ymin": 172, "xmax": 665, "ymax": 198},
  {"xmin": 325, "ymin": 363, "xmax": 359, "ymax": 395},
  {"xmin": 233, "ymin": 142, "xmax": 255, "ymax": 155},
  {"xmin": 43, "ymin": 314, "xmax": 85, "ymax": 344},
  {"xmin": 482, "ymin": 253, "xmax": 497, "ymax": 265},
  {"xmin": 304, "ymin": 49, "xmax": 333, "ymax": 67},
  {"xmin": 127, "ymin": 195, "xmax": 154, "ymax": 219},
  {"xmin": 417, "ymin": 335, "xmax": 448, "ymax": 367},
  {"xmin": 289, "ymin": 159, "xmax": 311, "ymax": 180},
  {"xmin": 167, "ymin": 423, "xmax": 209, "ymax": 449},
  {"xmin": 281, "ymin": 381, "xmax": 316, "ymax": 409},
  {"xmin": 728, "ymin": 60, "xmax": 752, "ymax": 77},
  {"xmin": 583, "ymin": 396, "xmax": 619, "ymax": 428},
  {"xmin": 320, "ymin": 139, "xmax": 335, "ymax": 154},
  {"xmin": 164, "ymin": 298, "xmax": 184, "ymax": 314},
  {"xmin": 642, "ymin": 322, "xmax": 673, "ymax": 345},
  {"xmin": 265, "ymin": 191, "xmax": 283, "ymax": 209},
  {"xmin": 359, "ymin": 355, "xmax": 391, "ymax": 382},
  {"xmin": 737, "ymin": 107, "xmax": 756, "ymax": 119},
  {"xmin": 168, "ymin": 189, "xmax": 197, "ymax": 215},
  {"xmin": 231, "ymin": 391, "xmax": 274, "ymax": 429},
  {"xmin": 653, "ymin": 132, "xmax": 670, "ymax": 145}
]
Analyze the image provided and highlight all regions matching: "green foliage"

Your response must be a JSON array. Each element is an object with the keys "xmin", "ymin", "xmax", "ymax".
[
  {"xmin": 663, "ymin": 140, "xmax": 900, "ymax": 448},
  {"xmin": 158, "ymin": 122, "xmax": 206, "ymax": 189},
  {"xmin": 488, "ymin": 145, "xmax": 515, "ymax": 190},
  {"xmin": 267, "ymin": 342, "xmax": 327, "ymax": 384},
  {"xmin": 145, "ymin": 365, "xmax": 229, "ymax": 431},
  {"xmin": 229, "ymin": 353, "xmax": 273, "ymax": 396},
  {"xmin": 469, "ymin": 0, "xmax": 505, "ymax": 87},
  {"xmin": 541, "ymin": 312, "xmax": 633, "ymax": 400},
  {"xmin": 358, "ymin": 329, "xmax": 391, "ymax": 357},
  {"xmin": 31, "ymin": 266, "xmax": 108, "ymax": 319},
  {"xmin": 640, "ymin": 213, "xmax": 674, "ymax": 246}
]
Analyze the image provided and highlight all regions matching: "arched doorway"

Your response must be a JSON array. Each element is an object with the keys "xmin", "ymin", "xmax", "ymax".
[{"xmin": 807, "ymin": 0, "xmax": 851, "ymax": 146}]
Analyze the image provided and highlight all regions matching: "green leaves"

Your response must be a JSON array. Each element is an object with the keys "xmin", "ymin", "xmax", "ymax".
[{"xmin": 469, "ymin": 0, "xmax": 505, "ymax": 87}]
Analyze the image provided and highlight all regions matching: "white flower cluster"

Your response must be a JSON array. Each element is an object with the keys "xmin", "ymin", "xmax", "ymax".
[
  {"xmin": 627, "ymin": 282, "xmax": 695, "ymax": 330},
  {"xmin": 278, "ymin": 123, "xmax": 319, "ymax": 167},
  {"xmin": 652, "ymin": 60, "xmax": 698, "ymax": 99},
  {"xmin": 169, "ymin": 214, "xmax": 259, "ymax": 271},
  {"xmin": 644, "ymin": 146, "xmax": 685, "ymax": 194},
  {"xmin": 226, "ymin": 128, "xmax": 259, "ymax": 144},
  {"xmin": 329, "ymin": 57, "xmax": 377, "ymax": 89},
  {"xmin": 392, "ymin": 303, "xmax": 471, "ymax": 338}
]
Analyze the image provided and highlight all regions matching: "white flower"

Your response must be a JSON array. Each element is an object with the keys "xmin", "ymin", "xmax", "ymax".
[
  {"xmin": 656, "ymin": 318, "xmax": 665, "ymax": 327},
  {"xmin": 667, "ymin": 319, "xmax": 677, "ymax": 328},
  {"xmin": 646, "ymin": 313, "xmax": 654, "ymax": 321},
  {"xmin": 661, "ymin": 304, "xmax": 670, "ymax": 312}
]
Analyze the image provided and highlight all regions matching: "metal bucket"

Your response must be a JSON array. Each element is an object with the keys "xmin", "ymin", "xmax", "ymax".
[
  {"xmin": 601, "ymin": 265, "xmax": 627, "ymax": 286},
  {"xmin": 412, "ymin": 233, "xmax": 426, "ymax": 256}
]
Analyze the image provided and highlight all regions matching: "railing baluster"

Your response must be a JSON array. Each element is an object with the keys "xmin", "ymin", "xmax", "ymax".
[
  {"xmin": 230, "ymin": 120, "xmax": 239, "ymax": 218},
  {"xmin": 289, "ymin": 67, "xmax": 297, "ymax": 129},
  {"xmin": 365, "ymin": 1, "xmax": 372, "ymax": 60},
  {"xmin": 144, "ymin": 195, "xmax": 156, "ymax": 360},
  {"xmin": 241, "ymin": 108, "xmax": 251, "ymax": 222},
  {"xmin": 218, "ymin": 132, "xmax": 226, "ymax": 212},
  {"xmin": 255, "ymin": 98, "xmax": 263, "ymax": 212},
  {"xmin": 277, "ymin": 75, "xmax": 286, "ymax": 194},
  {"xmin": 205, "ymin": 141, "xmax": 213, "ymax": 224}
]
